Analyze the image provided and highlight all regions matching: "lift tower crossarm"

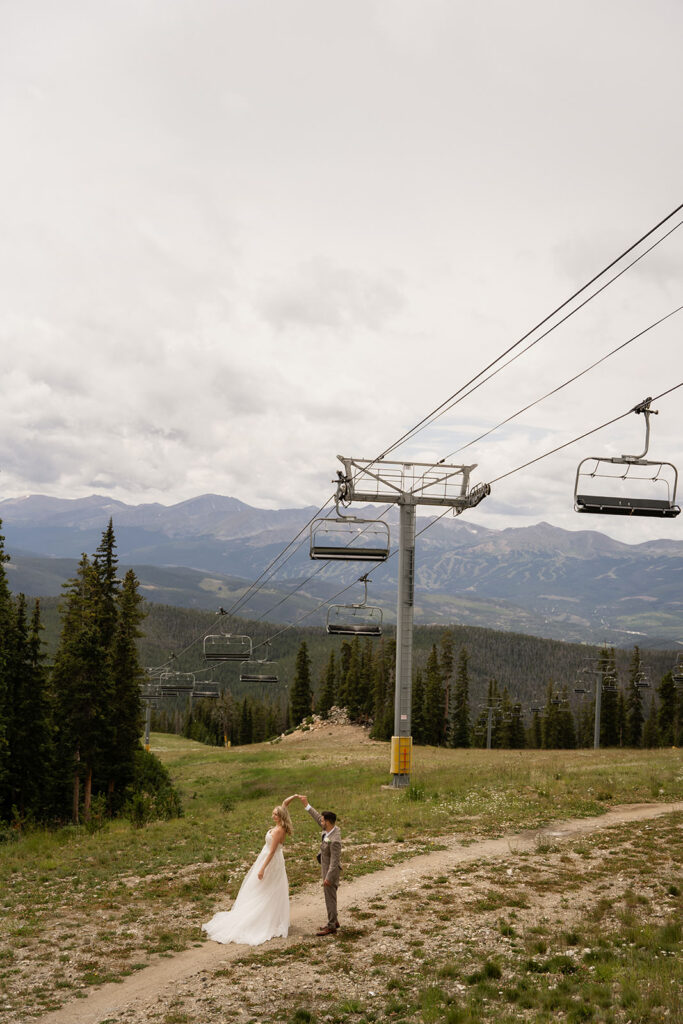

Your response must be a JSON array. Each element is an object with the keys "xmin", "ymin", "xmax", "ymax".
[{"xmin": 336, "ymin": 456, "xmax": 483, "ymax": 509}]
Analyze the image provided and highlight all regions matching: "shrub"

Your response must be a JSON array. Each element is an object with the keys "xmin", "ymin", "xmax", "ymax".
[{"xmin": 124, "ymin": 747, "xmax": 183, "ymax": 827}]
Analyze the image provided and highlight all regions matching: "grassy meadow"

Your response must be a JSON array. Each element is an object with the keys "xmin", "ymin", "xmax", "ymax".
[{"xmin": 0, "ymin": 727, "xmax": 681, "ymax": 1022}]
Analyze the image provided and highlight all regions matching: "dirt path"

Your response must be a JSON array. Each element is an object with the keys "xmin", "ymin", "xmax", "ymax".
[{"xmin": 38, "ymin": 801, "xmax": 680, "ymax": 1024}]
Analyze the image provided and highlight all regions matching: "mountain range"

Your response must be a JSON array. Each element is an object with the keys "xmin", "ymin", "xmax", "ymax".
[{"xmin": 1, "ymin": 493, "xmax": 682, "ymax": 648}]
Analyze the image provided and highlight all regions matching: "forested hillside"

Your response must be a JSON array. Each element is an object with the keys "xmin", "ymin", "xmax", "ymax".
[{"xmin": 35, "ymin": 596, "xmax": 679, "ymax": 713}]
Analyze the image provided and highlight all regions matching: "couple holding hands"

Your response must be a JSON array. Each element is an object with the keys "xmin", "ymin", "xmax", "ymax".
[{"xmin": 202, "ymin": 794, "xmax": 342, "ymax": 946}]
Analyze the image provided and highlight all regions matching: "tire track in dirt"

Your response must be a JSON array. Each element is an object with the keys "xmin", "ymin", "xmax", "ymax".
[{"xmin": 36, "ymin": 801, "xmax": 680, "ymax": 1024}]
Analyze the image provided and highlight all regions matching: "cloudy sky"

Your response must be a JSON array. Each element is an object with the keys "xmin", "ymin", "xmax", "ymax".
[{"xmin": 1, "ymin": 0, "xmax": 682, "ymax": 543}]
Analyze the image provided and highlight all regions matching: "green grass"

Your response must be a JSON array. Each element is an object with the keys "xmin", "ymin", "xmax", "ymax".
[{"xmin": 0, "ymin": 732, "xmax": 680, "ymax": 1020}]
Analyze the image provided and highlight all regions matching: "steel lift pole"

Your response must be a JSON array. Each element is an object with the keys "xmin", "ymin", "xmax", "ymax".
[{"xmin": 392, "ymin": 497, "xmax": 417, "ymax": 786}]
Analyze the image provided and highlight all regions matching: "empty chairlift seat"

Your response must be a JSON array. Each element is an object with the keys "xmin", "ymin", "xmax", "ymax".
[
  {"xmin": 327, "ymin": 603, "xmax": 383, "ymax": 636},
  {"xmin": 203, "ymin": 633, "xmax": 253, "ymax": 662},
  {"xmin": 574, "ymin": 399, "xmax": 680, "ymax": 519},
  {"xmin": 310, "ymin": 516, "xmax": 390, "ymax": 561},
  {"xmin": 239, "ymin": 644, "xmax": 279, "ymax": 684},
  {"xmin": 574, "ymin": 458, "xmax": 680, "ymax": 517}
]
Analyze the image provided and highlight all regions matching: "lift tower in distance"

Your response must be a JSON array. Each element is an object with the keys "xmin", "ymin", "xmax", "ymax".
[{"xmin": 334, "ymin": 456, "xmax": 490, "ymax": 788}]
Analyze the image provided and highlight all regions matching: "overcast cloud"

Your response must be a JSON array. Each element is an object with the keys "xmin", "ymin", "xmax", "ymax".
[{"xmin": 1, "ymin": 0, "xmax": 682, "ymax": 544}]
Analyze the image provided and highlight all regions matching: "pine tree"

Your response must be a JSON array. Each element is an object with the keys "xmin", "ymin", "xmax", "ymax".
[
  {"xmin": 317, "ymin": 651, "xmax": 337, "ymax": 719},
  {"xmin": 440, "ymin": 630, "xmax": 454, "ymax": 740},
  {"xmin": 370, "ymin": 639, "xmax": 394, "ymax": 742},
  {"xmin": 641, "ymin": 697, "xmax": 659, "ymax": 748},
  {"xmin": 344, "ymin": 636, "xmax": 363, "ymax": 720},
  {"xmin": 557, "ymin": 686, "xmax": 577, "ymax": 749},
  {"xmin": 448, "ymin": 646, "xmax": 470, "ymax": 747},
  {"xmin": 528, "ymin": 708, "xmax": 543, "ymax": 749},
  {"xmin": 290, "ymin": 641, "xmax": 313, "ymax": 725},
  {"xmin": 52, "ymin": 554, "xmax": 110, "ymax": 823},
  {"xmin": 599, "ymin": 648, "xmax": 619, "ymax": 747},
  {"xmin": 239, "ymin": 698, "xmax": 253, "ymax": 744},
  {"xmin": 624, "ymin": 646, "xmax": 645, "ymax": 748},
  {"xmin": 423, "ymin": 645, "xmax": 444, "ymax": 745},
  {"xmin": 507, "ymin": 701, "xmax": 526, "ymax": 749},
  {"xmin": 411, "ymin": 669, "xmax": 426, "ymax": 745},
  {"xmin": 542, "ymin": 682, "xmax": 559, "ymax": 748},
  {"xmin": 336, "ymin": 641, "xmax": 352, "ymax": 709},
  {"xmin": 104, "ymin": 570, "xmax": 145, "ymax": 810},
  {"xmin": 657, "ymin": 672, "xmax": 677, "ymax": 747},
  {"xmin": 6, "ymin": 596, "xmax": 51, "ymax": 819},
  {"xmin": 576, "ymin": 700, "xmax": 594, "ymax": 748},
  {"xmin": 360, "ymin": 638, "xmax": 375, "ymax": 718}
]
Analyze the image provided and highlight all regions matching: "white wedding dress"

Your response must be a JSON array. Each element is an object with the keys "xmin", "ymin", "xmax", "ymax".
[{"xmin": 202, "ymin": 829, "xmax": 290, "ymax": 945}]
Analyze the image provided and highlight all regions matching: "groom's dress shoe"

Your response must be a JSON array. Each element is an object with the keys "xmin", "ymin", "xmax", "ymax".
[{"xmin": 316, "ymin": 926, "xmax": 337, "ymax": 936}]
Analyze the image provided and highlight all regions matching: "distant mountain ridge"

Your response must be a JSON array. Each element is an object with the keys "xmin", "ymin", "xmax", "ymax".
[{"xmin": 1, "ymin": 493, "xmax": 682, "ymax": 647}]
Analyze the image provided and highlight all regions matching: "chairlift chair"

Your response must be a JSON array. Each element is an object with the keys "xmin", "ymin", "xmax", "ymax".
[
  {"xmin": 326, "ymin": 575, "xmax": 383, "ymax": 636},
  {"xmin": 310, "ymin": 507, "xmax": 390, "ymax": 561},
  {"xmin": 160, "ymin": 670, "xmax": 195, "ymax": 691},
  {"xmin": 574, "ymin": 399, "xmax": 680, "ymax": 518},
  {"xmin": 239, "ymin": 644, "xmax": 279, "ymax": 684},
  {"xmin": 203, "ymin": 633, "xmax": 253, "ymax": 662}
]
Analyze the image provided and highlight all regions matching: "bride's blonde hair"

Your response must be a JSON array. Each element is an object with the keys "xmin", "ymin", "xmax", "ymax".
[{"xmin": 273, "ymin": 805, "xmax": 293, "ymax": 836}]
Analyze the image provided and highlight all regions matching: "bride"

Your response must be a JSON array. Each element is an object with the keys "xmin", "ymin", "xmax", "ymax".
[{"xmin": 202, "ymin": 804, "xmax": 293, "ymax": 946}]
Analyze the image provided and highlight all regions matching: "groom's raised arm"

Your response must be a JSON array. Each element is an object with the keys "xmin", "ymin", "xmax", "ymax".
[{"xmin": 298, "ymin": 794, "xmax": 324, "ymax": 828}]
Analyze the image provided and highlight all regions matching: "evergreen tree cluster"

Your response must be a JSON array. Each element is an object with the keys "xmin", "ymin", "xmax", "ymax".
[
  {"xmin": 152, "ymin": 689, "xmax": 289, "ymax": 747},
  {"xmin": 166, "ymin": 630, "xmax": 683, "ymax": 753},
  {"xmin": 0, "ymin": 519, "xmax": 155, "ymax": 827},
  {"xmin": 284, "ymin": 632, "xmax": 683, "ymax": 752}
]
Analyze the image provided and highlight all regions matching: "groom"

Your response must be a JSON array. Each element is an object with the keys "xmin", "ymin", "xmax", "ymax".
[{"xmin": 285, "ymin": 793, "xmax": 342, "ymax": 936}]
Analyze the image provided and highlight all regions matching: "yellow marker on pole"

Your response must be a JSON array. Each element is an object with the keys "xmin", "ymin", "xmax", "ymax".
[{"xmin": 390, "ymin": 736, "xmax": 412, "ymax": 776}]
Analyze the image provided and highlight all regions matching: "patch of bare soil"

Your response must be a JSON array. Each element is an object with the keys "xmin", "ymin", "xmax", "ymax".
[{"xmin": 32, "ymin": 801, "xmax": 680, "ymax": 1024}]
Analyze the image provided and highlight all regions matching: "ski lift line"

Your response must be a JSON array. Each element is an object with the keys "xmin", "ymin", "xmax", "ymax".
[
  {"xmin": 240, "ymin": 218, "xmax": 683, "ymax": 639},
  {"xmin": 441, "ymin": 301, "xmax": 683, "ymax": 464},
  {"xmin": 153, "ymin": 209, "xmax": 683, "ymax": 662},
  {"xmin": 259, "ymin": 505, "xmax": 451, "ymax": 649},
  {"xmin": 367, "ymin": 202, "xmax": 683, "ymax": 468},
  {"xmin": 247, "ymin": 502, "xmax": 395, "ymax": 626},
  {"xmin": 405, "ymin": 219, "xmax": 683, "ymax": 466},
  {"xmin": 227, "ymin": 495, "xmax": 394, "ymax": 623},
  {"xmin": 489, "ymin": 382, "xmax": 683, "ymax": 486},
  {"xmin": 153, "ymin": 491, "xmax": 341, "ymax": 670}
]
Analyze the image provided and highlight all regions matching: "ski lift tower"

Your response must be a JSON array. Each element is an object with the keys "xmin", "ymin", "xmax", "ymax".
[{"xmin": 335, "ymin": 455, "xmax": 490, "ymax": 787}]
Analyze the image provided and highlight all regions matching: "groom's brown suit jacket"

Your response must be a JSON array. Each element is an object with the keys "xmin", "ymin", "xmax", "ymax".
[{"xmin": 306, "ymin": 805, "xmax": 342, "ymax": 886}]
